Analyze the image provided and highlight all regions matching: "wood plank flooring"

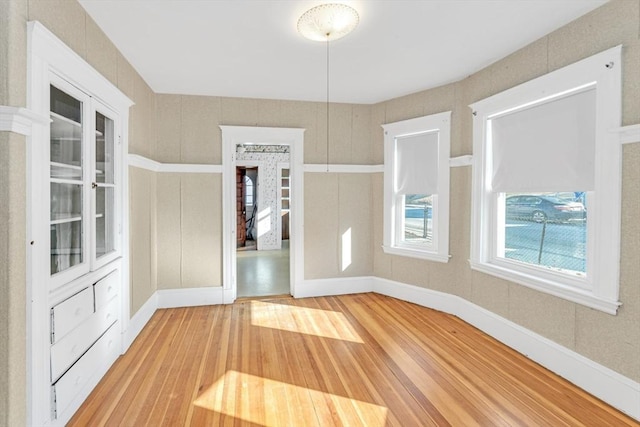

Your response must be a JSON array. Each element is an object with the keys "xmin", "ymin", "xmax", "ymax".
[{"xmin": 68, "ymin": 293, "xmax": 639, "ymax": 426}]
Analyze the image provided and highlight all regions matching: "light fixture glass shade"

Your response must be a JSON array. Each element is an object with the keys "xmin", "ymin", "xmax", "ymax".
[{"xmin": 297, "ymin": 3, "xmax": 359, "ymax": 42}]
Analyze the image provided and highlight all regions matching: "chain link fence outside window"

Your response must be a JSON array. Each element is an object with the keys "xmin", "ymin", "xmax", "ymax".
[{"xmin": 502, "ymin": 193, "xmax": 587, "ymax": 274}]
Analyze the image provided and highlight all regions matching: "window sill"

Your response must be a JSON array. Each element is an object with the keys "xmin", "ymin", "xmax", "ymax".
[
  {"xmin": 382, "ymin": 245, "xmax": 450, "ymax": 263},
  {"xmin": 469, "ymin": 260, "xmax": 621, "ymax": 315}
]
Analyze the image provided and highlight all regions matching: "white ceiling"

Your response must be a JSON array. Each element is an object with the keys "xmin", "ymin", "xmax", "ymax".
[{"xmin": 78, "ymin": 0, "xmax": 607, "ymax": 104}]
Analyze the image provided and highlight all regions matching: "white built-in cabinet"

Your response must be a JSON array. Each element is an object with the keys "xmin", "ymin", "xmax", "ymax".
[{"xmin": 27, "ymin": 22, "xmax": 132, "ymax": 426}]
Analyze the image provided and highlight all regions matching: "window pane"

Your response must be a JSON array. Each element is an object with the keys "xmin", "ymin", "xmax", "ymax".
[
  {"xmin": 244, "ymin": 175, "xmax": 253, "ymax": 206},
  {"xmin": 501, "ymin": 192, "xmax": 587, "ymax": 274},
  {"xmin": 401, "ymin": 194, "xmax": 432, "ymax": 246}
]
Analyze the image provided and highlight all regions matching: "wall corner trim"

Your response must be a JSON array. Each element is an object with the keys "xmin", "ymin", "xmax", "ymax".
[
  {"xmin": 304, "ymin": 164, "xmax": 384, "ymax": 173},
  {"xmin": 0, "ymin": 106, "xmax": 49, "ymax": 136},
  {"xmin": 127, "ymin": 154, "xmax": 224, "ymax": 173},
  {"xmin": 128, "ymin": 154, "xmax": 161, "ymax": 172}
]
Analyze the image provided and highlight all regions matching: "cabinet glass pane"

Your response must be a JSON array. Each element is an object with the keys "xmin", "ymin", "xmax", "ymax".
[
  {"xmin": 50, "ymin": 220, "xmax": 82, "ymax": 275},
  {"xmin": 95, "ymin": 112, "xmax": 114, "ymax": 184},
  {"xmin": 50, "ymin": 182, "xmax": 82, "ymax": 221},
  {"xmin": 50, "ymin": 85, "xmax": 84, "ymax": 275},
  {"xmin": 95, "ymin": 186, "xmax": 115, "ymax": 258},
  {"xmin": 50, "ymin": 86, "xmax": 82, "ymax": 169}
]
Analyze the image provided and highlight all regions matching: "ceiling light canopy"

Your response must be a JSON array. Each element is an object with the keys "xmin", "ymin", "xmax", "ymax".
[{"xmin": 297, "ymin": 3, "xmax": 359, "ymax": 42}]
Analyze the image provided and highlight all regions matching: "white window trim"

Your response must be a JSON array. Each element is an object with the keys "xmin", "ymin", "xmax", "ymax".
[
  {"xmin": 469, "ymin": 45, "xmax": 622, "ymax": 314},
  {"xmin": 382, "ymin": 111, "xmax": 451, "ymax": 263}
]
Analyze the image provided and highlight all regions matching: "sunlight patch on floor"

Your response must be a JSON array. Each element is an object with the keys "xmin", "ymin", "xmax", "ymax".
[
  {"xmin": 250, "ymin": 300, "xmax": 363, "ymax": 343},
  {"xmin": 194, "ymin": 370, "xmax": 388, "ymax": 426}
]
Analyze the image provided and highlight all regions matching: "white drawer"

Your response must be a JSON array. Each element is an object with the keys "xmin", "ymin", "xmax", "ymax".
[
  {"xmin": 53, "ymin": 321, "xmax": 119, "ymax": 418},
  {"xmin": 51, "ymin": 287, "xmax": 94, "ymax": 343},
  {"xmin": 94, "ymin": 270, "xmax": 118, "ymax": 309},
  {"xmin": 50, "ymin": 297, "xmax": 119, "ymax": 382}
]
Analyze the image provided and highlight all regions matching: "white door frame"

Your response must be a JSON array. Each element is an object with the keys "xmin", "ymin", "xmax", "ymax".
[{"xmin": 220, "ymin": 126, "xmax": 305, "ymax": 303}]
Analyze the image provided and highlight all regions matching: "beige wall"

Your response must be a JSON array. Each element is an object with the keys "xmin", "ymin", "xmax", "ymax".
[
  {"xmin": 0, "ymin": 132, "xmax": 27, "ymax": 427},
  {"xmin": 156, "ymin": 173, "xmax": 222, "ymax": 289},
  {"xmin": 153, "ymin": 94, "xmax": 375, "ymax": 286},
  {"xmin": 372, "ymin": 0, "xmax": 640, "ymax": 381},
  {"xmin": 1, "ymin": 1, "xmax": 28, "ymax": 425}
]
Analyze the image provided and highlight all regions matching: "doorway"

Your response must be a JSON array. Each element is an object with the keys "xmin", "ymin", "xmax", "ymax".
[
  {"xmin": 236, "ymin": 160, "xmax": 290, "ymax": 298},
  {"xmin": 221, "ymin": 126, "xmax": 305, "ymax": 303}
]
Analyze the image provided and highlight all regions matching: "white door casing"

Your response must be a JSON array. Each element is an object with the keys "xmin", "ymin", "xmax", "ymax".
[{"xmin": 220, "ymin": 126, "xmax": 305, "ymax": 303}]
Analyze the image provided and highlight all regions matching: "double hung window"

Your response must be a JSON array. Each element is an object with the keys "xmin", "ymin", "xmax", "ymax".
[
  {"xmin": 470, "ymin": 46, "xmax": 622, "ymax": 313},
  {"xmin": 383, "ymin": 112, "xmax": 451, "ymax": 262}
]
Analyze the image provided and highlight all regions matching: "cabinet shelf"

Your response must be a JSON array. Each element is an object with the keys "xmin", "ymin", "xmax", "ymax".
[
  {"xmin": 51, "ymin": 215, "xmax": 82, "ymax": 225},
  {"xmin": 50, "ymin": 112, "xmax": 82, "ymax": 146},
  {"xmin": 51, "ymin": 177, "xmax": 83, "ymax": 185},
  {"xmin": 50, "ymin": 111, "xmax": 81, "ymax": 128},
  {"xmin": 51, "ymin": 162, "xmax": 83, "ymax": 180},
  {"xmin": 51, "ymin": 161, "xmax": 81, "ymax": 170}
]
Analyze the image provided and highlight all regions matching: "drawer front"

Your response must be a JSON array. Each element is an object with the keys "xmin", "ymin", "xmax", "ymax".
[
  {"xmin": 53, "ymin": 321, "xmax": 120, "ymax": 418},
  {"xmin": 50, "ymin": 297, "xmax": 119, "ymax": 382},
  {"xmin": 52, "ymin": 287, "xmax": 94, "ymax": 343},
  {"xmin": 94, "ymin": 270, "xmax": 119, "ymax": 310}
]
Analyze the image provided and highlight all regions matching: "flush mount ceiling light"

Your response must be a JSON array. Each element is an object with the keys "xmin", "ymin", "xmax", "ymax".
[{"xmin": 297, "ymin": 3, "xmax": 359, "ymax": 42}]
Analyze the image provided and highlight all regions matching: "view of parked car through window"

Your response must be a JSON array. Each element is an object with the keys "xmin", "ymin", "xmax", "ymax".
[{"xmin": 501, "ymin": 192, "xmax": 587, "ymax": 274}]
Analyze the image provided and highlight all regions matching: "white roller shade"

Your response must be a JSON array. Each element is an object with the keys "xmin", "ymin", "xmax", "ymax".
[
  {"xmin": 491, "ymin": 88, "xmax": 596, "ymax": 193},
  {"xmin": 395, "ymin": 131, "xmax": 439, "ymax": 195}
]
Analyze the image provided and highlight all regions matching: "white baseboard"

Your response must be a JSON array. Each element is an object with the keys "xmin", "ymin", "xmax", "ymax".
[
  {"xmin": 294, "ymin": 276, "xmax": 374, "ymax": 298},
  {"xmin": 371, "ymin": 277, "xmax": 640, "ymax": 421},
  {"xmin": 157, "ymin": 286, "xmax": 224, "ymax": 309},
  {"xmin": 373, "ymin": 277, "xmax": 461, "ymax": 315},
  {"xmin": 123, "ymin": 292, "xmax": 158, "ymax": 351}
]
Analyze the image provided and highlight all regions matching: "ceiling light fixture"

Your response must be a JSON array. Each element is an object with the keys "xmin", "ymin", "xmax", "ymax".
[
  {"xmin": 297, "ymin": 3, "xmax": 359, "ymax": 171},
  {"xmin": 297, "ymin": 3, "xmax": 360, "ymax": 42}
]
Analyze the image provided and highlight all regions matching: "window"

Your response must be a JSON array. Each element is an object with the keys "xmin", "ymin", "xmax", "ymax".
[
  {"xmin": 244, "ymin": 175, "xmax": 254, "ymax": 207},
  {"xmin": 383, "ymin": 111, "xmax": 451, "ymax": 262},
  {"xmin": 470, "ymin": 46, "xmax": 622, "ymax": 314}
]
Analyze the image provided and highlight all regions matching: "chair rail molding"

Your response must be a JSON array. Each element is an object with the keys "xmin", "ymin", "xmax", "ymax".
[
  {"xmin": 611, "ymin": 124, "xmax": 640, "ymax": 144},
  {"xmin": 0, "ymin": 106, "xmax": 49, "ymax": 136}
]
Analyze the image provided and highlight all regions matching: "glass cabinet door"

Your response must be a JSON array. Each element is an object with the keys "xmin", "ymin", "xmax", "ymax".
[
  {"xmin": 93, "ymin": 109, "xmax": 117, "ymax": 262},
  {"xmin": 50, "ymin": 85, "xmax": 85, "ymax": 276}
]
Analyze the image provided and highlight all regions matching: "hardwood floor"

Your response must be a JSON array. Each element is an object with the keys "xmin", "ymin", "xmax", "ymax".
[{"xmin": 68, "ymin": 293, "xmax": 638, "ymax": 426}]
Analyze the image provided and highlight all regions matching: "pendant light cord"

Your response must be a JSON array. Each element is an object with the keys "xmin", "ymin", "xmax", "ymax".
[{"xmin": 326, "ymin": 36, "xmax": 330, "ymax": 173}]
